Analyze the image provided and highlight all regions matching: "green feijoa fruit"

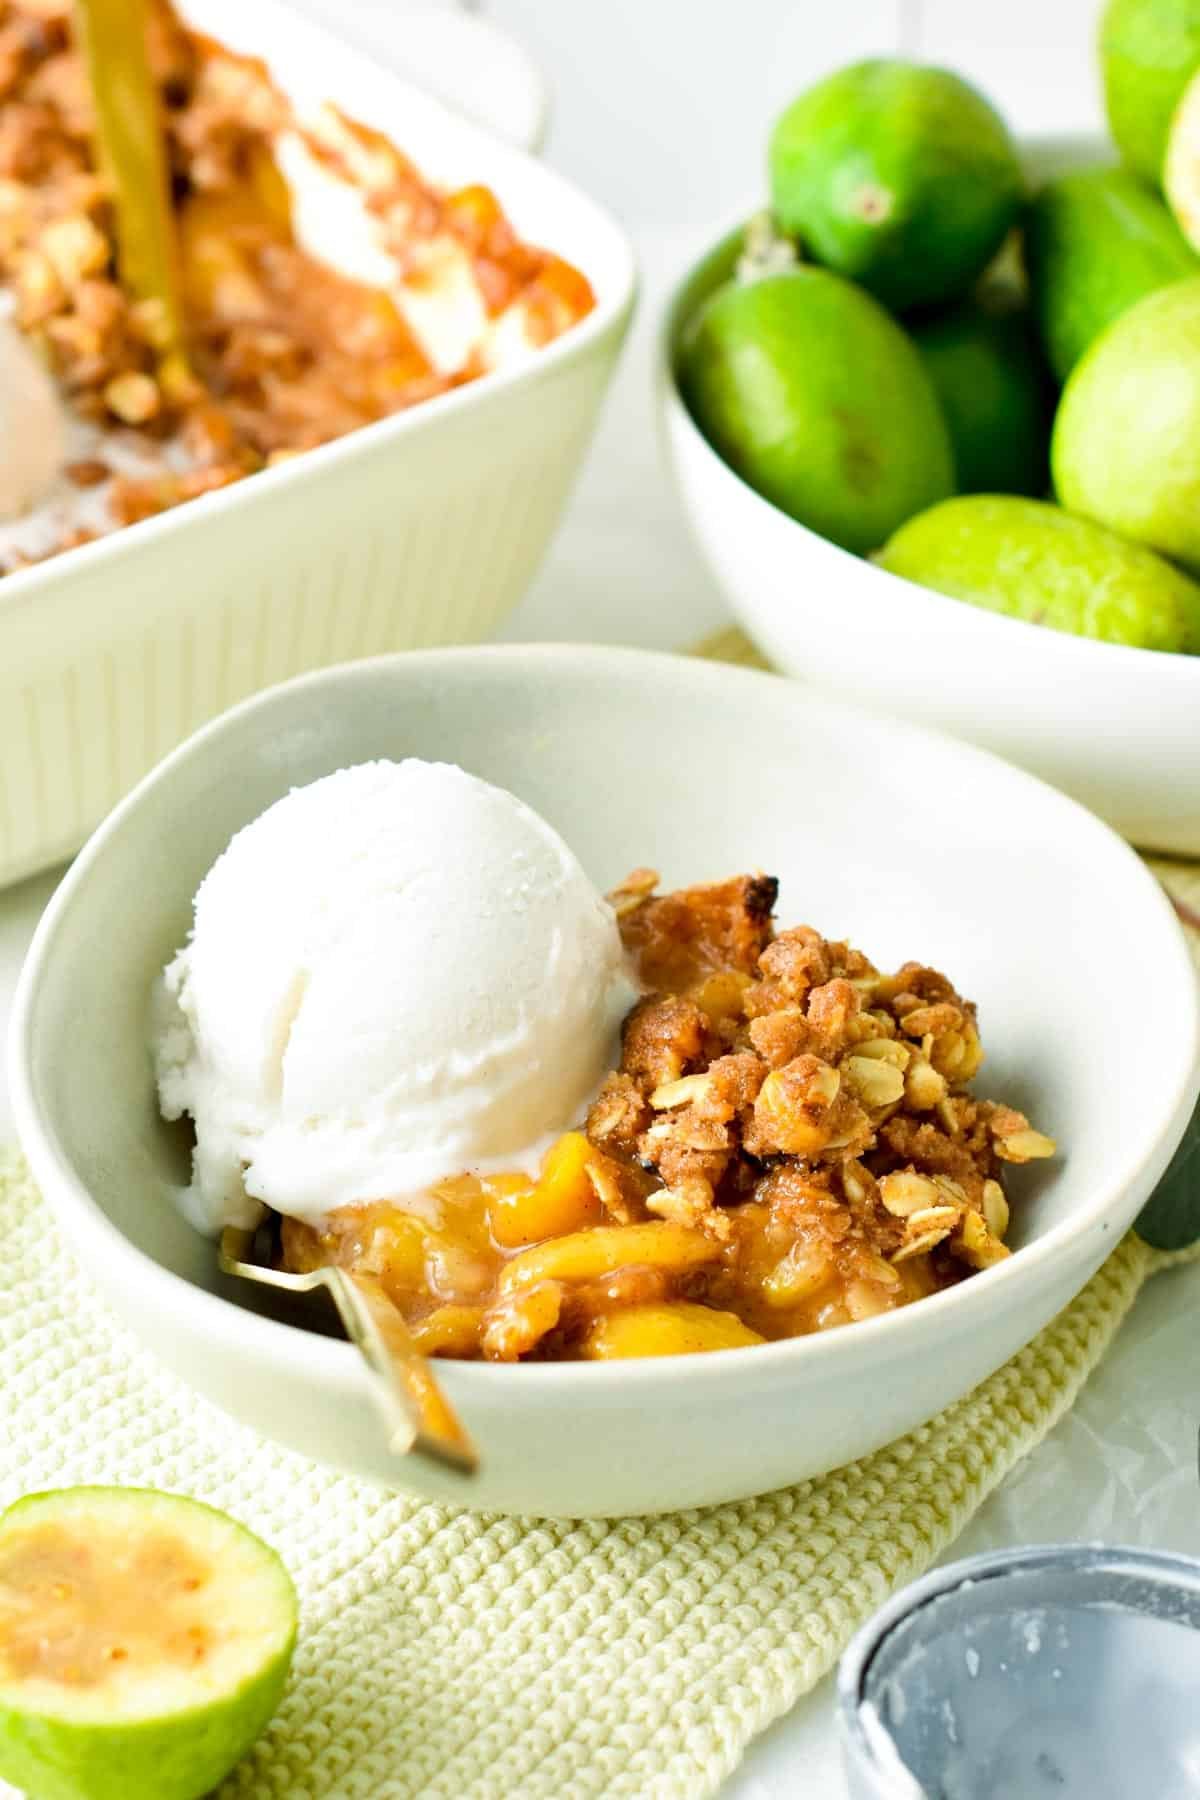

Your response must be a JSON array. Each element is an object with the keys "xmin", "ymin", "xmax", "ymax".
[
  {"xmin": 0, "ymin": 1487, "xmax": 298, "ymax": 1800},
  {"xmin": 768, "ymin": 58, "xmax": 1024, "ymax": 310},
  {"xmin": 678, "ymin": 265, "xmax": 955, "ymax": 554},
  {"xmin": 1100, "ymin": 0, "xmax": 1200, "ymax": 185},
  {"xmin": 878, "ymin": 493, "xmax": 1200, "ymax": 650},
  {"xmin": 1052, "ymin": 276, "xmax": 1200, "ymax": 575},
  {"xmin": 909, "ymin": 292, "xmax": 1052, "ymax": 494},
  {"xmin": 1026, "ymin": 165, "xmax": 1197, "ymax": 381}
]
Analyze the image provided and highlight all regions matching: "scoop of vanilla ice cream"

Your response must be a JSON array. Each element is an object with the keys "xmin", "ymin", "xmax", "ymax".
[
  {"xmin": 0, "ymin": 316, "xmax": 65, "ymax": 518},
  {"xmin": 154, "ymin": 760, "xmax": 636, "ymax": 1234}
]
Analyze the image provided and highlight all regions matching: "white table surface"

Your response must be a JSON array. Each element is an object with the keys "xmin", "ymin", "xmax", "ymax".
[{"xmin": 4, "ymin": 3, "xmax": 1199, "ymax": 1795}]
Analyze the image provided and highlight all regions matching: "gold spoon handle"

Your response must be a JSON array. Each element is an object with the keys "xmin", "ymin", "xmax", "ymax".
[
  {"xmin": 218, "ymin": 1228, "xmax": 478, "ymax": 1477},
  {"xmin": 73, "ymin": 0, "xmax": 186, "ymax": 365},
  {"xmin": 329, "ymin": 1269, "xmax": 478, "ymax": 1475}
]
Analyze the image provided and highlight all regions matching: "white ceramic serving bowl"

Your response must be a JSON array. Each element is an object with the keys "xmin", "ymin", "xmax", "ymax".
[
  {"xmin": 10, "ymin": 647, "xmax": 1199, "ymax": 1518},
  {"xmin": 0, "ymin": 0, "xmax": 635, "ymax": 891},
  {"xmin": 658, "ymin": 135, "xmax": 1200, "ymax": 858}
]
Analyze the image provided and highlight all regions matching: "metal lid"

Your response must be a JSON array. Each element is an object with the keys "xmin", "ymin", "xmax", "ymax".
[{"xmin": 838, "ymin": 1544, "xmax": 1200, "ymax": 1799}]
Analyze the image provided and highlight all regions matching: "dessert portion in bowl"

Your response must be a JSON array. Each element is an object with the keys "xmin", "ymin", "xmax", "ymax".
[
  {"xmin": 0, "ymin": 0, "xmax": 593, "ymax": 573},
  {"xmin": 154, "ymin": 759, "xmax": 1054, "ymax": 1363}
]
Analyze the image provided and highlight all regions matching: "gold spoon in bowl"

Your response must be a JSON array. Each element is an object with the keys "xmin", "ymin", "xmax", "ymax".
[{"xmin": 219, "ymin": 1224, "xmax": 479, "ymax": 1478}]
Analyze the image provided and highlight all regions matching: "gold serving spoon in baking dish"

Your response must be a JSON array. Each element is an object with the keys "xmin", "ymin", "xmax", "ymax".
[
  {"xmin": 219, "ymin": 1224, "xmax": 479, "ymax": 1478},
  {"xmin": 73, "ymin": 0, "xmax": 189, "ymax": 381}
]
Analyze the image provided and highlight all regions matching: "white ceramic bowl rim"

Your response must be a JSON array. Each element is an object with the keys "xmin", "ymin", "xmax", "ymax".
[
  {"xmin": 10, "ymin": 645, "xmax": 1199, "ymax": 1397},
  {"xmin": 0, "ymin": 2, "xmax": 636, "ymax": 622},
  {"xmin": 659, "ymin": 160, "xmax": 1200, "ymax": 689}
]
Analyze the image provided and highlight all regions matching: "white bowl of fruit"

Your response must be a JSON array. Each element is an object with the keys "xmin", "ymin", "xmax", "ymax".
[{"xmin": 659, "ymin": 8, "xmax": 1200, "ymax": 857}]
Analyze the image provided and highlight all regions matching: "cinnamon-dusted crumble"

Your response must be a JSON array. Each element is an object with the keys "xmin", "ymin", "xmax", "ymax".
[
  {"xmin": 0, "ymin": 0, "xmax": 594, "ymax": 571},
  {"xmin": 281, "ymin": 871, "xmax": 1055, "ymax": 1361}
]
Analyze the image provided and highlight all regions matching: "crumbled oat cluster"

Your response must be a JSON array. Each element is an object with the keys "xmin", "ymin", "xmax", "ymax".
[
  {"xmin": 0, "ymin": 0, "xmax": 593, "ymax": 567},
  {"xmin": 280, "ymin": 871, "xmax": 1055, "ymax": 1361},
  {"xmin": 591, "ymin": 871, "xmax": 1053, "ymax": 1288}
]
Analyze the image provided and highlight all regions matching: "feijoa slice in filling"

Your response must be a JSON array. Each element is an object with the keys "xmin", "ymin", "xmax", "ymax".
[{"xmin": 0, "ymin": 1487, "xmax": 297, "ymax": 1800}]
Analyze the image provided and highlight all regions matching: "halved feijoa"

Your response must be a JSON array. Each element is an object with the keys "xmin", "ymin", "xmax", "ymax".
[
  {"xmin": 0, "ymin": 1487, "xmax": 297, "ymax": 1800},
  {"xmin": 1166, "ymin": 66, "xmax": 1200, "ymax": 250}
]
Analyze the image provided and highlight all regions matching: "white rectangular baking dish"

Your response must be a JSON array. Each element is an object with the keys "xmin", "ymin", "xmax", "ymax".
[{"xmin": 0, "ymin": 0, "xmax": 636, "ymax": 888}]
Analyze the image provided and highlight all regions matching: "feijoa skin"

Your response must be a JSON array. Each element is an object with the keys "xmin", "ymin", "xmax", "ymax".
[
  {"xmin": 678, "ymin": 266, "xmax": 955, "ymax": 554},
  {"xmin": 1052, "ymin": 276, "xmax": 1200, "ymax": 576},
  {"xmin": 878, "ymin": 494, "xmax": 1200, "ymax": 651},
  {"xmin": 0, "ymin": 1487, "xmax": 298, "ymax": 1800},
  {"xmin": 1026, "ymin": 166, "xmax": 1197, "ymax": 381},
  {"xmin": 910, "ymin": 295, "xmax": 1052, "ymax": 495},
  {"xmin": 1100, "ymin": 0, "xmax": 1200, "ymax": 185},
  {"xmin": 768, "ymin": 59, "xmax": 1024, "ymax": 310}
]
